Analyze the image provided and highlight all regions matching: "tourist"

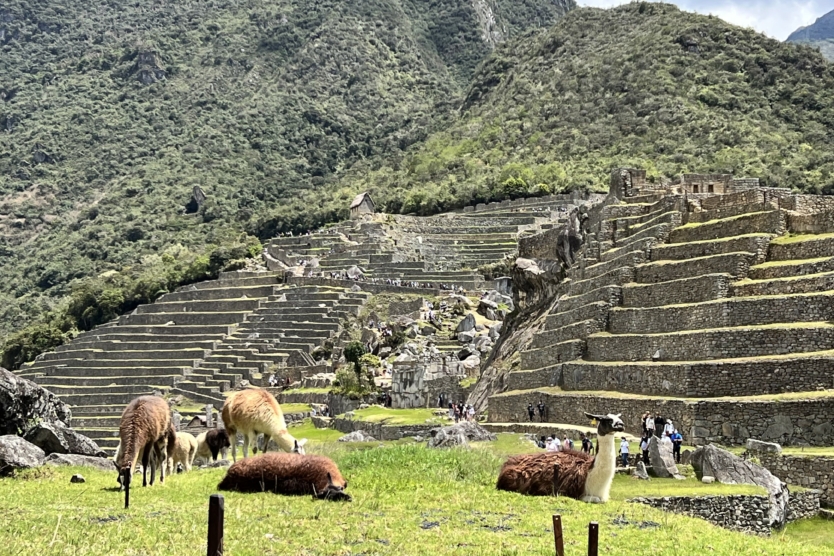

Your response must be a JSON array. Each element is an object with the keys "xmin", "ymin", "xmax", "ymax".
[
  {"xmin": 664, "ymin": 419, "xmax": 675, "ymax": 438},
  {"xmin": 562, "ymin": 435, "xmax": 573, "ymax": 450},
  {"xmin": 536, "ymin": 399, "xmax": 546, "ymax": 422},
  {"xmin": 619, "ymin": 437, "xmax": 630, "ymax": 467},
  {"xmin": 640, "ymin": 435, "xmax": 650, "ymax": 465},
  {"xmin": 671, "ymin": 429, "xmax": 683, "ymax": 464},
  {"xmin": 527, "ymin": 403, "xmax": 535, "ymax": 422},
  {"xmin": 641, "ymin": 412, "xmax": 650, "ymax": 436},
  {"xmin": 581, "ymin": 433, "xmax": 593, "ymax": 454},
  {"xmin": 538, "ymin": 436, "xmax": 547, "ymax": 449},
  {"xmin": 468, "ymin": 405, "xmax": 475, "ymax": 421},
  {"xmin": 448, "ymin": 402, "xmax": 455, "ymax": 421},
  {"xmin": 645, "ymin": 412, "xmax": 656, "ymax": 437},
  {"xmin": 653, "ymin": 413, "xmax": 665, "ymax": 438},
  {"xmin": 546, "ymin": 436, "xmax": 561, "ymax": 452}
]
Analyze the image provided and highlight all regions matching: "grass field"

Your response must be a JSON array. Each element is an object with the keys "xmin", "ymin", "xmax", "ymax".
[{"xmin": 0, "ymin": 431, "xmax": 830, "ymax": 556}]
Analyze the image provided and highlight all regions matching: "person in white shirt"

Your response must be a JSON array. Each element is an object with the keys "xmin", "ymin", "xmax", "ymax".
[
  {"xmin": 546, "ymin": 436, "xmax": 561, "ymax": 452},
  {"xmin": 646, "ymin": 413, "xmax": 656, "ymax": 437},
  {"xmin": 640, "ymin": 436, "xmax": 649, "ymax": 465},
  {"xmin": 664, "ymin": 420, "xmax": 675, "ymax": 437},
  {"xmin": 620, "ymin": 437, "xmax": 630, "ymax": 467}
]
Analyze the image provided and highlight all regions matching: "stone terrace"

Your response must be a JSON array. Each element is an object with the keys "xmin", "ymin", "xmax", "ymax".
[{"xmin": 490, "ymin": 171, "xmax": 834, "ymax": 448}]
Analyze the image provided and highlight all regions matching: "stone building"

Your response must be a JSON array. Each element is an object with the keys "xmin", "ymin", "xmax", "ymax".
[{"xmin": 350, "ymin": 192, "xmax": 375, "ymax": 218}]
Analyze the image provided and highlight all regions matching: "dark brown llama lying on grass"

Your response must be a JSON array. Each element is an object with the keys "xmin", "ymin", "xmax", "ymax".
[
  {"xmin": 116, "ymin": 395, "xmax": 174, "ymax": 508},
  {"xmin": 496, "ymin": 412, "xmax": 625, "ymax": 503},
  {"xmin": 218, "ymin": 453, "xmax": 351, "ymax": 501}
]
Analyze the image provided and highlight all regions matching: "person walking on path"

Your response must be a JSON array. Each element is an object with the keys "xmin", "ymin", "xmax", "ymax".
[
  {"xmin": 527, "ymin": 403, "xmax": 535, "ymax": 422},
  {"xmin": 620, "ymin": 437, "xmax": 630, "ymax": 467},
  {"xmin": 536, "ymin": 400, "xmax": 546, "ymax": 423},
  {"xmin": 671, "ymin": 429, "xmax": 683, "ymax": 464},
  {"xmin": 640, "ymin": 435, "xmax": 650, "ymax": 465},
  {"xmin": 645, "ymin": 413, "xmax": 656, "ymax": 438},
  {"xmin": 581, "ymin": 434, "xmax": 592, "ymax": 454}
]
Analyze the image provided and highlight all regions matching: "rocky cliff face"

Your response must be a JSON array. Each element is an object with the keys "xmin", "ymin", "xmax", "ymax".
[
  {"xmin": 0, "ymin": 368, "xmax": 71, "ymax": 435},
  {"xmin": 787, "ymin": 8, "xmax": 834, "ymax": 60}
]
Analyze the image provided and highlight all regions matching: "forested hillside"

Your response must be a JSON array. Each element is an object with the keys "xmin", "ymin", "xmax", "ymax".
[
  {"xmin": 0, "ymin": 0, "xmax": 573, "ymax": 360},
  {"xmin": 787, "ymin": 8, "xmax": 834, "ymax": 60}
]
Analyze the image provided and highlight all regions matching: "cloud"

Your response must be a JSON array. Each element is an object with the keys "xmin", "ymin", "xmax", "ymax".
[{"xmin": 576, "ymin": 0, "xmax": 831, "ymax": 40}]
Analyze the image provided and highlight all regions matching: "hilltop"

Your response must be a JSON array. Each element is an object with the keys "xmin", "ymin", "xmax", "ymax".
[
  {"xmin": 787, "ymin": 8, "xmax": 834, "ymax": 60},
  {"xmin": 0, "ymin": 0, "xmax": 573, "ymax": 341}
]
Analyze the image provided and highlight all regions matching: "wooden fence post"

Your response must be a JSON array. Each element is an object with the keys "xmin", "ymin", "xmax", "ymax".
[
  {"xmin": 207, "ymin": 494, "xmax": 224, "ymax": 556},
  {"xmin": 552, "ymin": 514, "xmax": 564, "ymax": 556},
  {"xmin": 588, "ymin": 521, "xmax": 599, "ymax": 556}
]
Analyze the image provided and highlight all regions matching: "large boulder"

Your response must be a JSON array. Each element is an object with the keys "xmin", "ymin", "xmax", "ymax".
[
  {"xmin": 455, "ymin": 313, "xmax": 476, "ymax": 333},
  {"xmin": 0, "ymin": 435, "xmax": 45, "ymax": 475},
  {"xmin": 691, "ymin": 444, "xmax": 789, "ymax": 529},
  {"xmin": 0, "ymin": 369, "xmax": 71, "ymax": 435},
  {"xmin": 648, "ymin": 436, "xmax": 683, "ymax": 479},
  {"xmin": 427, "ymin": 421, "xmax": 495, "ymax": 449},
  {"xmin": 745, "ymin": 438, "xmax": 782, "ymax": 454},
  {"xmin": 24, "ymin": 422, "xmax": 105, "ymax": 457},
  {"xmin": 311, "ymin": 416, "xmax": 333, "ymax": 429},
  {"xmin": 44, "ymin": 453, "xmax": 116, "ymax": 473},
  {"xmin": 338, "ymin": 430, "xmax": 376, "ymax": 442}
]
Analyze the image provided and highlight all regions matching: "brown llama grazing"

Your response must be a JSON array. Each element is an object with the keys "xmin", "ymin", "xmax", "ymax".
[
  {"xmin": 221, "ymin": 388, "xmax": 307, "ymax": 461},
  {"xmin": 496, "ymin": 413, "xmax": 625, "ymax": 503},
  {"xmin": 116, "ymin": 395, "xmax": 173, "ymax": 508},
  {"xmin": 195, "ymin": 429, "xmax": 231, "ymax": 462},
  {"xmin": 218, "ymin": 453, "xmax": 351, "ymax": 501}
]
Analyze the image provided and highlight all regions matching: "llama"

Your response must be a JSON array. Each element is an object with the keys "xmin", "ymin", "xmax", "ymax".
[
  {"xmin": 166, "ymin": 431, "xmax": 198, "ymax": 475},
  {"xmin": 218, "ymin": 453, "xmax": 351, "ymax": 501},
  {"xmin": 116, "ymin": 395, "xmax": 173, "ymax": 508},
  {"xmin": 195, "ymin": 429, "xmax": 231, "ymax": 462},
  {"xmin": 221, "ymin": 388, "xmax": 307, "ymax": 461},
  {"xmin": 496, "ymin": 412, "xmax": 625, "ymax": 503}
]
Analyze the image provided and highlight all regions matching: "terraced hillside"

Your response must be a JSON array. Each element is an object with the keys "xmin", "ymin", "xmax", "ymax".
[
  {"xmin": 15, "ymin": 194, "xmax": 580, "ymax": 452},
  {"xmin": 488, "ymin": 171, "xmax": 834, "ymax": 448}
]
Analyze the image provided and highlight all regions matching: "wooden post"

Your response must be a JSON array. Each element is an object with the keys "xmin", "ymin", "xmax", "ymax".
[
  {"xmin": 588, "ymin": 521, "xmax": 599, "ymax": 556},
  {"xmin": 552, "ymin": 514, "xmax": 564, "ymax": 556},
  {"xmin": 207, "ymin": 494, "xmax": 224, "ymax": 556}
]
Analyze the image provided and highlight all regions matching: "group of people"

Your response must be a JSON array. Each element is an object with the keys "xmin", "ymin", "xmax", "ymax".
[
  {"xmin": 445, "ymin": 400, "xmax": 475, "ymax": 422},
  {"xmin": 526, "ymin": 400, "xmax": 547, "ymax": 422},
  {"xmin": 639, "ymin": 411, "xmax": 684, "ymax": 464},
  {"xmin": 267, "ymin": 374, "xmax": 291, "ymax": 388},
  {"xmin": 537, "ymin": 433, "xmax": 594, "ymax": 454}
]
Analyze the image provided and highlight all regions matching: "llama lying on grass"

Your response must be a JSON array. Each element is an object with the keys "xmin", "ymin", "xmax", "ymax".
[
  {"xmin": 496, "ymin": 412, "xmax": 625, "ymax": 503},
  {"xmin": 166, "ymin": 431, "xmax": 198, "ymax": 475},
  {"xmin": 221, "ymin": 388, "xmax": 307, "ymax": 461},
  {"xmin": 218, "ymin": 453, "xmax": 351, "ymax": 501},
  {"xmin": 195, "ymin": 429, "xmax": 231, "ymax": 462},
  {"xmin": 116, "ymin": 395, "xmax": 174, "ymax": 508}
]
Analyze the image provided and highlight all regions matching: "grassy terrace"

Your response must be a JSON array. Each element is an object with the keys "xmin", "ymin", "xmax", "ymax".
[
  {"xmin": 0, "ymin": 430, "xmax": 827, "ymax": 555},
  {"xmin": 337, "ymin": 407, "xmax": 448, "ymax": 426},
  {"xmin": 494, "ymin": 386, "xmax": 834, "ymax": 404},
  {"xmin": 673, "ymin": 210, "xmax": 774, "ymax": 230},
  {"xmin": 770, "ymin": 232, "xmax": 834, "ymax": 245}
]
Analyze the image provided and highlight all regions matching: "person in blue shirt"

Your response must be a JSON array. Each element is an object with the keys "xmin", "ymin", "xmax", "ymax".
[{"xmin": 670, "ymin": 430, "xmax": 683, "ymax": 463}]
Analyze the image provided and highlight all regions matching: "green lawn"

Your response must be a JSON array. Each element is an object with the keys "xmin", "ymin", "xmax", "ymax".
[
  {"xmin": 280, "ymin": 403, "xmax": 312, "ymax": 415},
  {"xmin": 339, "ymin": 407, "xmax": 450, "ymax": 426},
  {"xmin": 0, "ymin": 437, "xmax": 830, "ymax": 556}
]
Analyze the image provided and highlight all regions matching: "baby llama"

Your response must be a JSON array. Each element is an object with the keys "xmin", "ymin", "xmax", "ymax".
[
  {"xmin": 496, "ymin": 412, "xmax": 625, "ymax": 503},
  {"xmin": 166, "ymin": 431, "xmax": 198, "ymax": 475},
  {"xmin": 218, "ymin": 453, "xmax": 351, "ymax": 501},
  {"xmin": 195, "ymin": 429, "xmax": 231, "ymax": 462},
  {"xmin": 221, "ymin": 388, "xmax": 307, "ymax": 461},
  {"xmin": 116, "ymin": 395, "xmax": 173, "ymax": 508}
]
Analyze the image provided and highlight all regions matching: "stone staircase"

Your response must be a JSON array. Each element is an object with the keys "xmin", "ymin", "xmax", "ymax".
[{"xmin": 488, "ymin": 186, "xmax": 834, "ymax": 448}]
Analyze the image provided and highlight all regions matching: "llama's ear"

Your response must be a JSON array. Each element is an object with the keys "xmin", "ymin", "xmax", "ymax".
[
  {"xmin": 297, "ymin": 438, "xmax": 308, "ymax": 447},
  {"xmin": 326, "ymin": 472, "xmax": 333, "ymax": 486},
  {"xmin": 584, "ymin": 412, "xmax": 604, "ymax": 421}
]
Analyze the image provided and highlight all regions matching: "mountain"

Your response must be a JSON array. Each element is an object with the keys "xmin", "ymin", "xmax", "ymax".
[
  {"xmin": 302, "ymin": 2, "xmax": 834, "ymax": 221},
  {"xmin": 787, "ymin": 8, "xmax": 834, "ymax": 60},
  {"xmin": 0, "ymin": 0, "xmax": 574, "ymax": 343}
]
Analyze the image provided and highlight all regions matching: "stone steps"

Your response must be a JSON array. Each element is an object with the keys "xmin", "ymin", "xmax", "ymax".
[
  {"xmin": 54, "ymin": 340, "xmax": 220, "ymax": 352},
  {"xmin": 568, "ymin": 250, "xmax": 646, "ymax": 282},
  {"xmin": 667, "ymin": 210, "xmax": 785, "ymax": 244},
  {"xmin": 544, "ymin": 301, "xmax": 609, "ymax": 332},
  {"xmin": 732, "ymin": 270, "xmax": 834, "ymax": 297},
  {"xmin": 599, "ymin": 237, "xmax": 657, "ymax": 263},
  {"xmin": 35, "ymin": 348, "xmax": 210, "ymax": 362},
  {"xmin": 24, "ymin": 366, "xmax": 194, "ymax": 378},
  {"xmin": 134, "ymin": 299, "xmax": 263, "ymax": 314},
  {"xmin": 118, "ymin": 312, "xmax": 251, "ymax": 326},
  {"xmin": 36, "ymin": 375, "xmax": 185, "ymax": 388},
  {"xmin": 30, "ymin": 358, "xmax": 200, "ymax": 369},
  {"xmin": 43, "ymin": 390, "xmax": 152, "ymax": 406},
  {"xmin": 530, "ymin": 319, "xmax": 605, "ymax": 349},
  {"xmin": 634, "ymin": 252, "xmax": 756, "ymax": 283},
  {"xmin": 748, "ymin": 256, "xmax": 834, "ymax": 280},
  {"xmin": 768, "ymin": 233, "xmax": 834, "ymax": 261},
  {"xmin": 686, "ymin": 201, "xmax": 777, "ymax": 224},
  {"xmin": 613, "ymin": 211, "xmax": 682, "ymax": 243},
  {"xmin": 586, "ymin": 322, "xmax": 834, "ymax": 362},
  {"xmin": 160, "ymin": 284, "xmax": 278, "ymax": 302}
]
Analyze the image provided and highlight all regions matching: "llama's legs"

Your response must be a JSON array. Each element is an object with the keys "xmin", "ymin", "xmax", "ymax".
[
  {"xmin": 141, "ymin": 444, "xmax": 152, "ymax": 487},
  {"xmin": 242, "ymin": 433, "xmax": 250, "ymax": 459},
  {"xmin": 581, "ymin": 495, "xmax": 602, "ymax": 504},
  {"xmin": 261, "ymin": 434, "xmax": 272, "ymax": 453},
  {"xmin": 228, "ymin": 428, "xmax": 238, "ymax": 462},
  {"xmin": 158, "ymin": 444, "xmax": 165, "ymax": 484}
]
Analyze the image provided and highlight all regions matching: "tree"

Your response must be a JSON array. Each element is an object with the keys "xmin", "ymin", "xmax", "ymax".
[{"xmin": 343, "ymin": 341, "xmax": 366, "ymax": 386}]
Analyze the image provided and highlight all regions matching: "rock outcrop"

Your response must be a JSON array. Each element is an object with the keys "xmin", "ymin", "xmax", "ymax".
[
  {"xmin": 691, "ymin": 444, "xmax": 789, "ymax": 529},
  {"xmin": 648, "ymin": 436, "xmax": 683, "ymax": 479},
  {"xmin": 23, "ymin": 422, "xmax": 104, "ymax": 457},
  {"xmin": 427, "ymin": 420, "xmax": 496, "ymax": 448},
  {"xmin": 0, "ymin": 369, "xmax": 71, "ymax": 436},
  {"xmin": 44, "ymin": 453, "xmax": 116, "ymax": 472},
  {"xmin": 0, "ymin": 435, "xmax": 45, "ymax": 475},
  {"xmin": 338, "ymin": 430, "xmax": 377, "ymax": 442}
]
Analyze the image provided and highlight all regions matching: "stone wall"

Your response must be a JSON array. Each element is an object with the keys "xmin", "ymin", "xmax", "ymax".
[
  {"xmin": 756, "ymin": 453, "xmax": 834, "ymax": 507},
  {"xmin": 332, "ymin": 418, "xmax": 435, "ymax": 440},
  {"xmin": 781, "ymin": 194, "xmax": 834, "ymax": 215},
  {"xmin": 768, "ymin": 235, "xmax": 834, "ymax": 261},
  {"xmin": 634, "ymin": 252, "xmax": 755, "ymax": 284},
  {"xmin": 668, "ymin": 210, "xmax": 785, "ymax": 243},
  {"xmin": 787, "ymin": 210, "xmax": 834, "ymax": 234},
  {"xmin": 285, "ymin": 276, "xmax": 443, "ymax": 296},
  {"xmin": 488, "ymin": 390, "xmax": 834, "ymax": 446},
  {"xmin": 622, "ymin": 274, "xmax": 731, "ymax": 308},
  {"xmin": 630, "ymin": 491, "xmax": 819, "ymax": 535},
  {"xmin": 390, "ymin": 357, "xmax": 467, "ymax": 409}
]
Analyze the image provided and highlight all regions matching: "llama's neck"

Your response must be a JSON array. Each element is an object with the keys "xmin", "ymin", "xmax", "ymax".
[
  {"xmin": 272, "ymin": 428, "xmax": 296, "ymax": 453},
  {"xmin": 583, "ymin": 434, "xmax": 616, "ymax": 502}
]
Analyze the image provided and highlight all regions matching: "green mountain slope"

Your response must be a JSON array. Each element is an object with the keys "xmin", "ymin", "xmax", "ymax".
[
  {"xmin": 310, "ymin": 2, "xmax": 834, "ymax": 221},
  {"xmin": 787, "ymin": 8, "xmax": 834, "ymax": 60},
  {"xmin": 0, "ymin": 0, "xmax": 573, "ymax": 344}
]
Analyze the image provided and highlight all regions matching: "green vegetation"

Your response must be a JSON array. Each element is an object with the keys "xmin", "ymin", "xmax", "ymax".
[
  {"xmin": 0, "ymin": 440, "xmax": 829, "ymax": 555},
  {"xmin": 340, "ymin": 406, "xmax": 446, "ymax": 426}
]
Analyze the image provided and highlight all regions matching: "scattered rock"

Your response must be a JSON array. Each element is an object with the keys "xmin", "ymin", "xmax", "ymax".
[
  {"xmin": 24, "ymin": 422, "xmax": 104, "ymax": 457},
  {"xmin": 457, "ymin": 330, "xmax": 476, "ymax": 343},
  {"xmin": 680, "ymin": 449, "xmax": 692, "ymax": 465},
  {"xmin": 338, "ymin": 430, "xmax": 376, "ymax": 442},
  {"xmin": 647, "ymin": 436, "xmax": 684, "ymax": 479},
  {"xmin": 427, "ymin": 421, "xmax": 495, "ymax": 449},
  {"xmin": 701, "ymin": 475, "xmax": 715, "ymax": 484},
  {"xmin": 461, "ymin": 354, "xmax": 481, "ymax": 372},
  {"xmin": 0, "ymin": 435, "xmax": 45, "ymax": 475},
  {"xmin": 311, "ymin": 416, "xmax": 333, "ymax": 429},
  {"xmin": 691, "ymin": 444, "xmax": 789, "ymax": 528},
  {"xmin": 0, "ymin": 369, "xmax": 72, "ymax": 436},
  {"xmin": 358, "ymin": 403, "xmax": 370, "ymax": 410},
  {"xmin": 420, "ymin": 326, "xmax": 435, "ymax": 336},
  {"xmin": 633, "ymin": 461, "xmax": 650, "ymax": 480},
  {"xmin": 44, "ymin": 453, "xmax": 116, "ymax": 472},
  {"xmin": 201, "ymin": 459, "xmax": 231, "ymax": 468},
  {"xmin": 412, "ymin": 436, "xmax": 424, "ymax": 442},
  {"xmin": 489, "ymin": 323, "xmax": 503, "ymax": 340},
  {"xmin": 456, "ymin": 313, "xmax": 476, "ymax": 333},
  {"xmin": 745, "ymin": 438, "xmax": 782, "ymax": 454},
  {"xmin": 70, "ymin": 474, "xmax": 86, "ymax": 484},
  {"xmin": 477, "ymin": 298, "xmax": 498, "ymax": 318}
]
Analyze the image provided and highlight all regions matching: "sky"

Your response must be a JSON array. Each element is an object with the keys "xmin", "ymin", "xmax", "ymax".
[{"xmin": 577, "ymin": 0, "xmax": 834, "ymax": 40}]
